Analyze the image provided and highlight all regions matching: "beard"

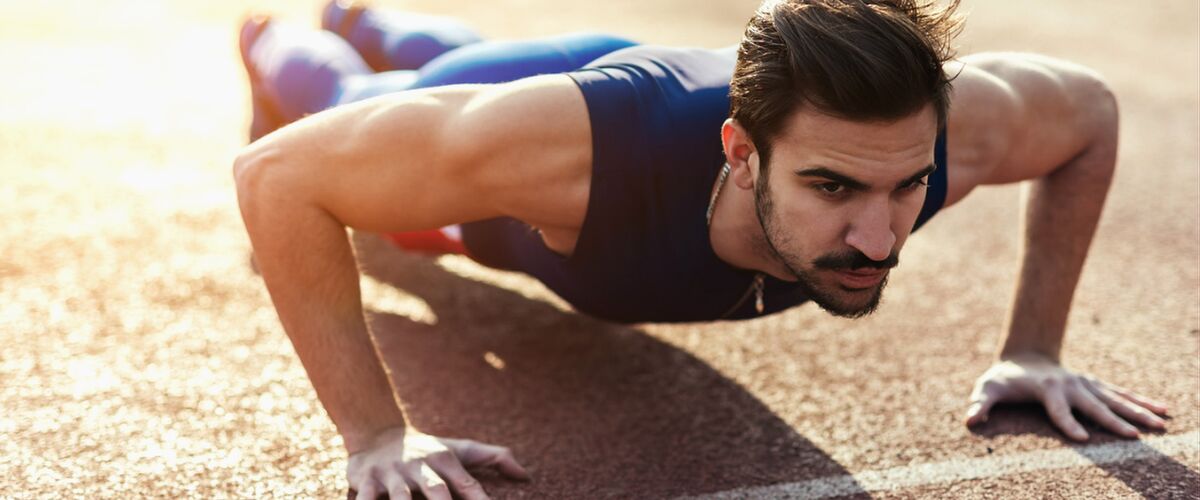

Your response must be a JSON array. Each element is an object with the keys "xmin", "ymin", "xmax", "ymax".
[{"xmin": 753, "ymin": 170, "xmax": 897, "ymax": 319}]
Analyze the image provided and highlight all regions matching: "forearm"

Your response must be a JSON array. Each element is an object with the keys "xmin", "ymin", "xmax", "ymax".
[
  {"xmin": 235, "ymin": 152, "xmax": 406, "ymax": 454},
  {"xmin": 1000, "ymin": 96, "xmax": 1119, "ymax": 361}
]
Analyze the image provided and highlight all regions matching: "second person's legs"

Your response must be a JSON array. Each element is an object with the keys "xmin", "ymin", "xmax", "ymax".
[
  {"xmin": 337, "ymin": 32, "xmax": 637, "ymax": 103},
  {"xmin": 321, "ymin": 1, "xmax": 483, "ymax": 71}
]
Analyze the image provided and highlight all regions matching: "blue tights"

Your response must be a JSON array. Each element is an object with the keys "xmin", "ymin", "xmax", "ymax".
[{"xmin": 244, "ymin": 8, "xmax": 637, "ymax": 132}]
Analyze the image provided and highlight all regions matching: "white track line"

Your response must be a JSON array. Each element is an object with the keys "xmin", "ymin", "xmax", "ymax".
[{"xmin": 681, "ymin": 431, "xmax": 1200, "ymax": 500}]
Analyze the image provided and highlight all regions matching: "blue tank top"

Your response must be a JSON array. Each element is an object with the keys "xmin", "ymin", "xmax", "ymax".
[{"xmin": 461, "ymin": 45, "xmax": 948, "ymax": 323}]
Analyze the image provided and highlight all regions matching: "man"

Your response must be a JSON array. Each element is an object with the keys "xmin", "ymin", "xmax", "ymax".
[{"xmin": 233, "ymin": 1, "xmax": 1171, "ymax": 498}]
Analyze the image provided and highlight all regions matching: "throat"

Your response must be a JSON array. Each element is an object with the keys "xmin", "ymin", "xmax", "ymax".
[{"xmin": 707, "ymin": 168, "xmax": 768, "ymax": 274}]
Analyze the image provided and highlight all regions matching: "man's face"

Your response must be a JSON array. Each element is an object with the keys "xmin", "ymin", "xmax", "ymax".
[{"xmin": 752, "ymin": 105, "xmax": 938, "ymax": 318}]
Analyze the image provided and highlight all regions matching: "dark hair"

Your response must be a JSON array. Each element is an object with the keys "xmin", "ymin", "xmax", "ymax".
[{"xmin": 729, "ymin": 0, "xmax": 963, "ymax": 166}]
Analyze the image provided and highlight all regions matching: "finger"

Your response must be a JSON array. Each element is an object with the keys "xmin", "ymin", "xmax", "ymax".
[
  {"xmin": 383, "ymin": 473, "xmax": 412, "ymax": 500},
  {"xmin": 415, "ymin": 462, "xmax": 453, "ymax": 500},
  {"xmin": 1088, "ymin": 383, "xmax": 1168, "ymax": 430},
  {"xmin": 429, "ymin": 454, "xmax": 491, "ymax": 500},
  {"xmin": 1099, "ymin": 381, "xmax": 1170, "ymax": 415},
  {"xmin": 462, "ymin": 443, "xmax": 532, "ymax": 481},
  {"xmin": 354, "ymin": 479, "xmax": 383, "ymax": 500},
  {"xmin": 1042, "ymin": 390, "xmax": 1088, "ymax": 441},
  {"xmin": 1069, "ymin": 383, "xmax": 1139, "ymax": 438}
]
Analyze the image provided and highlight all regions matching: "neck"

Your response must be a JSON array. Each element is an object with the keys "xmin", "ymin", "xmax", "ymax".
[{"xmin": 707, "ymin": 171, "xmax": 797, "ymax": 281}]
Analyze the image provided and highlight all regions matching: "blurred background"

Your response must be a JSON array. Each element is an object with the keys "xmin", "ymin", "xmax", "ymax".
[{"xmin": 1, "ymin": 0, "xmax": 1196, "ymax": 497}]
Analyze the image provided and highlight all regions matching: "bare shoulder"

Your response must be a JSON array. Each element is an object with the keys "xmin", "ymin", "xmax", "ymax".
[
  {"xmin": 448, "ymin": 74, "xmax": 594, "ymax": 231},
  {"xmin": 236, "ymin": 74, "xmax": 592, "ymax": 235},
  {"xmin": 943, "ymin": 53, "xmax": 1117, "ymax": 206}
]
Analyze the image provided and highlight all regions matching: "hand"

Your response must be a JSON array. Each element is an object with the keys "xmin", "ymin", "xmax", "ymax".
[
  {"xmin": 964, "ymin": 352, "xmax": 1169, "ymax": 441},
  {"xmin": 347, "ymin": 427, "xmax": 531, "ymax": 500}
]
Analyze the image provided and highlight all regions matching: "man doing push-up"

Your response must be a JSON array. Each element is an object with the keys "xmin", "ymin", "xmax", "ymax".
[{"xmin": 233, "ymin": 1, "xmax": 1171, "ymax": 498}]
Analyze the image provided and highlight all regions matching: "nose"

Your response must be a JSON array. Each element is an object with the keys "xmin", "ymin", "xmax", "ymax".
[{"xmin": 844, "ymin": 199, "xmax": 896, "ymax": 262}]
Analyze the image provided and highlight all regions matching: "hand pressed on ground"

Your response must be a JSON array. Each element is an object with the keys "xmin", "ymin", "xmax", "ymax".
[
  {"xmin": 347, "ymin": 427, "xmax": 531, "ymax": 500},
  {"xmin": 964, "ymin": 352, "xmax": 1170, "ymax": 441}
]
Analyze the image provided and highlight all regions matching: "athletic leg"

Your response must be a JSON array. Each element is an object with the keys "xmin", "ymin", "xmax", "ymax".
[
  {"xmin": 320, "ymin": 0, "xmax": 483, "ymax": 72},
  {"xmin": 336, "ymin": 32, "xmax": 637, "ymax": 103}
]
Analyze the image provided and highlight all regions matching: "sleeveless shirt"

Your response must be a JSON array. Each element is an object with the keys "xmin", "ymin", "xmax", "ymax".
[{"xmin": 460, "ymin": 45, "xmax": 948, "ymax": 323}]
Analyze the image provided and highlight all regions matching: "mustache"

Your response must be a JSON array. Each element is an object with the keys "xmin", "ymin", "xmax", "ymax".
[{"xmin": 813, "ymin": 249, "xmax": 899, "ymax": 271}]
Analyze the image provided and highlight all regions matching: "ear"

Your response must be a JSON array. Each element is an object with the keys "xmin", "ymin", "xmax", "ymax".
[{"xmin": 721, "ymin": 118, "xmax": 760, "ymax": 190}]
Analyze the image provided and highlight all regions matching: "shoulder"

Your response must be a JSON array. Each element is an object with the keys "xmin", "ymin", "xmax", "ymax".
[
  {"xmin": 451, "ymin": 74, "xmax": 594, "ymax": 230},
  {"xmin": 943, "ymin": 53, "xmax": 1117, "ymax": 206}
]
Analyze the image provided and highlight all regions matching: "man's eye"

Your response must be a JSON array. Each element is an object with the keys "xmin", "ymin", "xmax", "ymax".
[
  {"xmin": 903, "ymin": 178, "xmax": 930, "ymax": 191},
  {"xmin": 815, "ymin": 182, "xmax": 844, "ymax": 194}
]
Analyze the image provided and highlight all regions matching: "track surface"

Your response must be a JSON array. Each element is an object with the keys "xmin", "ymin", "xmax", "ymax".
[{"xmin": 1, "ymin": 0, "xmax": 1197, "ymax": 498}]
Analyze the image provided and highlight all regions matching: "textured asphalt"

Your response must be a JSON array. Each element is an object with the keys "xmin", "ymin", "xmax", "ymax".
[{"xmin": 1, "ymin": 0, "xmax": 1197, "ymax": 498}]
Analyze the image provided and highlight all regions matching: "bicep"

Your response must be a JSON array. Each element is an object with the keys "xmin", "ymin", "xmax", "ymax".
[
  {"xmin": 237, "ymin": 74, "xmax": 591, "ymax": 233},
  {"xmin": 943, "ymin": 53, "xmax": 1117, "ymax": 206}
]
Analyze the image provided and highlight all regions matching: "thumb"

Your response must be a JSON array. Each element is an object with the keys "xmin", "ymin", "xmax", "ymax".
[{"xmin": 965, "ymin": 396, "xmax": 996, "ymax": 426}]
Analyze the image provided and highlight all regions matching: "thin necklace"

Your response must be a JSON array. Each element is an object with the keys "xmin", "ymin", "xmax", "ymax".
[{"xmin": 706, "ymin": 163, "xmax": 766, "ymax": 315}]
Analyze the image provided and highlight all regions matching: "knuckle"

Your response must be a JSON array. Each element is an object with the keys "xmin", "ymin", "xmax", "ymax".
[{"xmin": 458, "ymin": 475, "xmax": 482, "ymax": 488}]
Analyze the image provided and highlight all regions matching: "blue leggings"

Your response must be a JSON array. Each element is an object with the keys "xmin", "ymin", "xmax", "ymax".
[{"xmin": 247, "ymin": 13, "xmax": 637, "ymax": 124}]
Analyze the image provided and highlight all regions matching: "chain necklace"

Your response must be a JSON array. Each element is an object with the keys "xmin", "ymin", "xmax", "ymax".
[{"xmin": 707, "ymin": 163, "xmax": 765, "ymax": 315}]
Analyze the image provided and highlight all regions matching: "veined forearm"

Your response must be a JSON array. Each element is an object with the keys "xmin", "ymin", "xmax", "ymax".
[
  {"xmin": 235, "ymin": 151, "xmax": 406, "ymax": 454},
  {"xmin": 1000, "ymin": 95, "xmax": 1119, "ymax": 361}
]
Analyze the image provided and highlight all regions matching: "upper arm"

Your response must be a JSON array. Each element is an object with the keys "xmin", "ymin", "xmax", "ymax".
[
  {"xmin": 234, "ymin": 74, "xmax": 592, "ymax": 233},
  {"xmin": 942, "ymin": 52, "xmax": 1118, "ymax": 206}
]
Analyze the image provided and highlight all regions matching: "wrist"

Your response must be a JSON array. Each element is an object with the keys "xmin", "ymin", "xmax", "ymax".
[
  {"xmin": 342, "ymin": 422, "xmax": 408, "ymax": 454},
  {"xmin": 998, "ymin": 347, "xmax": 1060, "ymax": 364}
]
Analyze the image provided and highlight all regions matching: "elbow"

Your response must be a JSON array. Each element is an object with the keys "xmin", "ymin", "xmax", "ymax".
[
  {"xmin": 1085, "ymin": 75, "xmax": 1119, "ymax": 156},
  {"xmin": 1074, "ymin": 74, "xmax": 1120, "ymax": 183},
  {"xmin": 233, "ymin": 147, "xmax": 261, "ymax": 210},
  {"xmin": 233, "ymin": 144, "xmax": 285, "ymax": 227},
  {"xmin": 1079, "ymin": 71, "xmax": 1120, "ymax": 137},
  {"xmin": 232, "ymin": 148, "xmax": 256, "ymax": 197}
]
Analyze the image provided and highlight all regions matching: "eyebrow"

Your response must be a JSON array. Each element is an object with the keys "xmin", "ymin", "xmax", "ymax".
[{"xmin": 793, "ymin": 163, "xmax": 938, "ymax": 191}]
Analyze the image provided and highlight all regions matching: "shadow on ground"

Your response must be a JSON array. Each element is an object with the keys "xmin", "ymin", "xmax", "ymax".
[
  {"xmin": 349, "ymin": 232, "xmax": 863, "ymax": 499},
  {"xmin": 969, "ymin": 404, "xmax": 1200, "ymax": 498}
]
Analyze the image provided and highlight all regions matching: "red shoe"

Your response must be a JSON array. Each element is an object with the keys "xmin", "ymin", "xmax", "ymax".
[{"xmin": 383, "ymin": 227, "xmax": 469, "ymax": 257}]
